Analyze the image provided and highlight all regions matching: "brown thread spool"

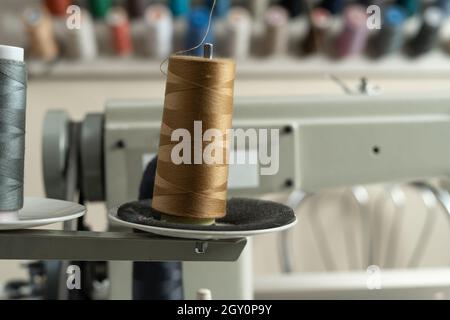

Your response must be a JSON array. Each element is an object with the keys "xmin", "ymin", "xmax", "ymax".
[
  {"xmin": 302, "ymin": 7, "xmax": 332, "ymax": 55},
  {"xmin": 152, "ymin": 54, "xmax": 236, "ymax": 225},
  {"xmin": 23, "ymin": 6, "xmax": 59, "ymax": 62}
]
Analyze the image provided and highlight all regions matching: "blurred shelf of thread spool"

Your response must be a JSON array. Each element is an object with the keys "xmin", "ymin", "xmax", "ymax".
[
  {"xmin": 27, "ymin": 51, "xmax": 450, "ymax": 79},
  {"xmin": 3, "ymin": 0, "xmax": 450, "ymax": 79}
]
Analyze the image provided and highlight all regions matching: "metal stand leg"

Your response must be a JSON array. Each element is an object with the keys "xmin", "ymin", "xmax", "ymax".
[
  {"xmin": 109, "ymin": 261, "xmax": 132, "ymax": 300},
  {"xmin": 351, "ymin": 186, "xmax": 371, "ymax": 269},
  {"xmin": 308, "ymin": 193, "xmax": 338, "ymax": 272},
  {"xmin": 182, "ymin": 238, "xmax": 253, "ymax": 300},
  {"xmin": 383, "ymin": 185, "xmax": 407, "ymax": 269},
  {"xmin": 279, "ymin": 190, "xmax": 308, "ymax": 273},
  {"xmin": 408, "ymin": 182, "xmax": 439, "ymax": 268}
]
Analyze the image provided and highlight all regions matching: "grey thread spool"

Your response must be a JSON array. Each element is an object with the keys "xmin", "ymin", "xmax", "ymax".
[{"xmin": 0, "ymin": 45, "xmax": 26, "ymax": 221}]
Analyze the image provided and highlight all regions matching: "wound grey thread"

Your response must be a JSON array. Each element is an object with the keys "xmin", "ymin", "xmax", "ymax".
[{"xmin": 0, "ymin": 59, "xmax": 27, "ymax": 211}]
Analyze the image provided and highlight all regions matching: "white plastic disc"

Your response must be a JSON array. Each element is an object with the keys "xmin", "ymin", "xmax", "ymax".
[{"xmin": 0, "ymin": 197, "xmax": 86, "ymax": 231}]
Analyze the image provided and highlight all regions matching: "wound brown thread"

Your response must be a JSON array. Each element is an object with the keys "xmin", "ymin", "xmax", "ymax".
[{"xmin": 152, "ymin": 55, "xmax": 236, "ymax": 223}]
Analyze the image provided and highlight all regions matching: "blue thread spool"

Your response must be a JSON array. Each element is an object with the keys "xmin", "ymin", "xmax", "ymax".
[
  {"xmin": 170, "ymin": 0, "xmax": 191, "ymax": 17},
  {"xmin": 438, "ymin": 0, "xmax": 450, "ymax": 15},
  {"xmin": 371, "ymin": 5, "xmax": 406, "ymax": 57},
  {"xmin": 207, "ymin": 0, "xmax": 230, "ymax": 18},
  {"xmin": 321, "ymin": 0, "xmax": 345, "ymax": 15},
  {"xmin": 186, "ymin": 8, "xmax": 214, "ymax": 56},
  {"xmin": 385, "ymin": 5, "xmax": 407, "ymax": 30},
  {"xmin": 397, "ymin": 0, "xmax": 420, "ymax": 17}
]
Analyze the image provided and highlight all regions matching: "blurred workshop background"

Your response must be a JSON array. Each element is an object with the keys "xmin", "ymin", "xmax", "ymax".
[{"xmin": 0, "ymin": 0, "xmax": 449, "ymax": 299}]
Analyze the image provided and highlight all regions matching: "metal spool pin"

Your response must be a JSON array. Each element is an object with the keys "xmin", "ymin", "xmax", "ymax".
[{"xmin": 204, "ymin": 43, "xmax": 213, "ymax": 59}]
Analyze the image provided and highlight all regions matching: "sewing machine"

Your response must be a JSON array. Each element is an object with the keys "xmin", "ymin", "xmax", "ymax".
[
  {"xmin": 40, "ymin": 94, "xmax": 450, "ymax": 298},
  {"xmin": 2, "ymin": 93, "xmax": 450, "ymax": 299}
]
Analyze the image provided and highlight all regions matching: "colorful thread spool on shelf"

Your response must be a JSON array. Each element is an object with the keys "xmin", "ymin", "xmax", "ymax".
[
  {"xmin": 186, "ymin": 8, "xmax": 214, "ymax": 56},
  {"xmin": 44, "ymin": 0, "xmax": 72, "ymax": 17},
  {"xmin": 438, "ymin": 0, "xmax": 450, "ymax": 15},
  {"xmin": 170, "ymin": 0, "xmax": 191, "ymax": 18},
  {"xmin": 249, "ymin": 0, "xmax": 270, "ymax": 21},
  {"xmin": 65, "ymin": 9, "xmax": 98, "ymax": 60},
  {"xmin": 207, "ymin": 0, "xmax": 230, "ymax": 19},
  {"xmin": 23, "ymin": 6, "xmax": 59, "ymax": 62},
  {"xmin": 107, "ymin": 7, "xmax": 133, "ymax": 56},
  {"xmin": 225, "ymin": 7, "xmax": 252, "ymax": 59},
  {"xmin": 264, "ymin": 6, "xmax": 290, "ymax": 56},
  {"xmin": 126, "ymin": 0, "xmax": 147, "ymax": 19},
  {"xmin": 303, "ymin": 7, "xmax": 332, "ymax": 55},
  {"xmin": 280, "ymin": 0, "xmax": 304, "ymax": 18},
  {"xmin": 144, "ymin": 4, "xmax": 173, "ymax": 59},
  {"xmin": 370, "ymin": 5, "xmax": 407, "ymax": 57},
  {"xmin": 320, "ymin": 0, "xmax": 345, "ymax": 15},
  {"xmin": 89, "ymin": 0, "xmax": 112, "ymax": 19},
  {"xmin": 409, "ymin": 6, "xmax": 444, "ymax": 57},
  {"xmin": 398, "ymin": 0, "xmax": 421, "ymax": 17},
  {"xmin": 335, "ymin": 4, "xmax": 369, "ymax": 57}
]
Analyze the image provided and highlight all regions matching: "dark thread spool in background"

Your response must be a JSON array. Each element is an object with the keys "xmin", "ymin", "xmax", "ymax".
[
  {"xmin": 321, "ymin": 0, "xmax": 345, "ymax": 15},
  {"xmin": 302, "ymin": 7, "xmax": 332, "ymax": 56},
  {"xmin": 280, "ymin": 0, "xmax": 304, "ymax": 17},
  {"xmin": 408, "ymin": 6, "xmax": 444, "ymax": 57},
  {"xmin": 126, "ymin": 0, "xmax": 147, "ymax": 19}
]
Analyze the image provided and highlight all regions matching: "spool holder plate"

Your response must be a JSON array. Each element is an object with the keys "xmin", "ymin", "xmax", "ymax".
[
  {"xmin": 0, "ymin": 197, "xmax": 86, "ymax": 230},
  {"xmin": 110, "ymin": 198, "xmax": 298, "ymax": 240},
  {"xmin": 0, "ymin": 199, "xmax": 246, "ymax": 262}
]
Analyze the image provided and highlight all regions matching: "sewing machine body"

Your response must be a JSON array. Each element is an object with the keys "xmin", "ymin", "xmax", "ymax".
[
  {"xmin": 105, "ymin": 93, "xmax": 450, "ymax": 209},
  {"xmin": 2, "ymin": 93, "xmax": 449, "ymax": 299}
]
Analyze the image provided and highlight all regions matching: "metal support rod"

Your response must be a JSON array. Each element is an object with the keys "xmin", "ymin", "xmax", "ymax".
[
  {"xmin": 279, "ymin": 190, "xmax": 307, "ymax": 273},
  {"xmin": 0, "ymin": 230, "xmax": 247, "ymax": 262},
  {"xmin": 408, "ymin": 182, "xmax": 439, "ymax": 268}
]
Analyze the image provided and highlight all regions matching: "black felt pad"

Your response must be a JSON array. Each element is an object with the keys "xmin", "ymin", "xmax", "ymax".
[{"xmin": 117, "ymin": 198, "xmax": 296, "ymax": 232}]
